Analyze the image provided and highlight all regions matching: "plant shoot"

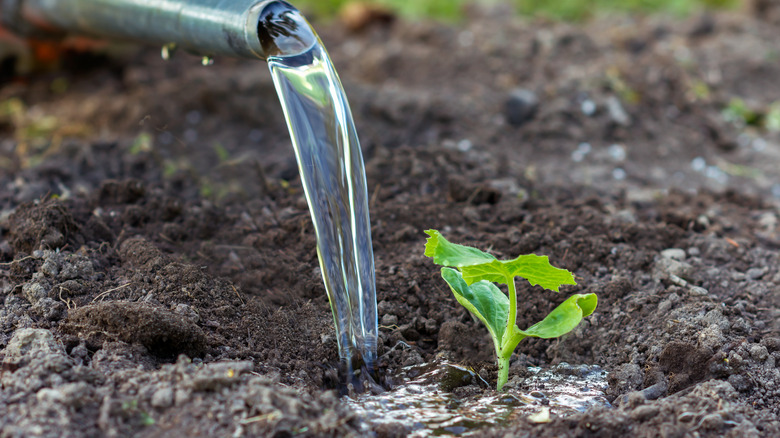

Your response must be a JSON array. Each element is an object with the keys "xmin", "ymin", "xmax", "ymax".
[{"xmin": 424, "ymin": 230, "xmax": 597, "ymax": 391}]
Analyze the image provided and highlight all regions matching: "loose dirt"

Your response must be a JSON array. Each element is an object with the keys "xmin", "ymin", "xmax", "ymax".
[{"xmin": 1, "ymin": 4, "xmax": 779, "ymax": 437}]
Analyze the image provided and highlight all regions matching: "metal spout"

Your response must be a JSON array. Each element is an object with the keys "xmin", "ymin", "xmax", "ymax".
[{"xmin": 1, "ymin": 0, "xmax": 286, "ymax": 60}]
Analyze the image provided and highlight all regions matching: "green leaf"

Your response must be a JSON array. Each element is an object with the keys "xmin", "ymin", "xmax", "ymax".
[
  {"xmin": 424, "ymin": 230, "xmax": 496, "ymax": 267},
  {"xmin": 460, "ymin": 255, "xmax": 577, "ymax": 291},
  {"xmin": 424, "ymin": 229, "xmax": 576, "ymax": 291},
  {"xmin": 441, "ymin": 268, "xmax": 508, "ymax": 348},
  {"xmin": 520, "ymin": 293, "xmax": 598, "ymax": 339}
]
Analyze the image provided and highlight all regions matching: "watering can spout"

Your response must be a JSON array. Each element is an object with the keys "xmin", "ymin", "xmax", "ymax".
[{"xmin": 1, "ymin": 0, "xmax": 297, "ymax": 61}]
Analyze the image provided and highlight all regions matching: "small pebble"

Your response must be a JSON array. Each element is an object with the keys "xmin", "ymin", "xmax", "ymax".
[
  {"xmin": 505, "ymin": 89, "xmax": 539, "ymax": 127},
  {"xmin": 608, "ymin": 144, "xmax": 627, "ymax": 162},
  {"xmin": 688, "ymin": 286, "xmax": 709, "ymax": 296},
  {"xmin": 572, "ymin": 142, "xmax": 592, "ymax": 162},
  {"xmin": 606, "ymin": 97, "xmax": 630, "ymax": 126},
  {"xmin": 749, "ymin": 344, "xmax": 769, "ymax": 362},
  {"xmin": 746, "ymin": 267, "xmax": 767, "ymax": 280},
  {"xmin": 151, "ymin": 387, "xmax": 174, "ymax": 408},
  {"xmin": 457, "ymin": 139, "xmax": 473, "ymax": 152},
  {"xmin": 661, "ymin": 248, "xmax": 686, "ymax": 261},
  {"xmin": 381, "ymin": 314, "xmax": 398, "ymax": 326},
  {"xmin": 691, "ymin": 157, "xmax": 707, "ymax": 172},
  {"xmin": 581, "ymin": 99, "xmax": 597, "ymax": 116},
  {"xmin": 40, "ymin": 260, "xmax": 59, "ymax": 277},
  {"xmin": 641, "ymin": 381, "xmax": 667, "ymax": 400}
]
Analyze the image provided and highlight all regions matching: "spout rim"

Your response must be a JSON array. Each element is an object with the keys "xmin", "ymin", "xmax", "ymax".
[{"xmin": 244, "ymin": 0, "xmax": 279, "ymax": 60}]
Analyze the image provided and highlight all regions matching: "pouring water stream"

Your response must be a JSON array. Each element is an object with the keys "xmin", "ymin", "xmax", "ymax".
[{"xmin": 257, "ymin": 1, "xmax": 378, "ymax": 389}]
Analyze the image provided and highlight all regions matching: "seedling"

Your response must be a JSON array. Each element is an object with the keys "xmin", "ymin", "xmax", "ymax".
[{"xmin": 424, "ymin": 230, "xmax": 597, "ymax": 391}]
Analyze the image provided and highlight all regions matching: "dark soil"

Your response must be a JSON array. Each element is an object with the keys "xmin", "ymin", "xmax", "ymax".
[{"xmin": 1, "ymin": 4, "xmax": 780, "ymax": 437}]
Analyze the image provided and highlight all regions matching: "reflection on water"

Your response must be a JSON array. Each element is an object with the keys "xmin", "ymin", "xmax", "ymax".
[{"xmin": 347, "ymin": 361, "xmax": 611, "ymax": 436}]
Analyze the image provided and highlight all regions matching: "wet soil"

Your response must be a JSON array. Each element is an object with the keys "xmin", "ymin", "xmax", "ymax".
[{"xmin": 1, "ymin": 4, "xmax": 780, "ymax": 437}]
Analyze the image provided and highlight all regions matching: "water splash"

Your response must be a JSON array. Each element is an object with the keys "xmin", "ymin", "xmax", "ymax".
[
  {"xmin": 348, "ymin": 361, "xmax": 611, "ymax": 436},
  {"xmin": 258, "ymin": 1, "xmax": 377, "ymax": 388}
]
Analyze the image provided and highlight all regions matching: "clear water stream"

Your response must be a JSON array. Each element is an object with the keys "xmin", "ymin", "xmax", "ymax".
[{"xmin": 257, "ymin": 1, "xmax": 377, "ymax": 388}]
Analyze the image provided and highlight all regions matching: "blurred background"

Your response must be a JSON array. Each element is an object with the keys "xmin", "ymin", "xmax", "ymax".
[
  {"xmin": 293, "ymin": 0, "xmax": 741, "ymax": 21},
  {"xmin": 0, "ymin": 0, "xmax": 778, "ymax": 203},
  {"xmin": 0, "ymin": 0, "xmax": 761, "ymax": 78}
]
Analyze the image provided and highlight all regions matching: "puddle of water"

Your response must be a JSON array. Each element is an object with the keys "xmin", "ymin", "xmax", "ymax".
[{"xmin": 347, "ymin": 362, "xmax": 611, "ymax": 436}]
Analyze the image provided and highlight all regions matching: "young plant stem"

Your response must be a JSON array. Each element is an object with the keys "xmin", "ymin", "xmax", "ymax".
[
  {"xmin": 496, "ymin": 276, "xmax": 518, "ymax": 391},
  {"xmin": 506, "ymin": 275, "xmax": 517, "ymax": 343},
  {"xmin": 497, "ymin": 354, "xmax": 510, "ymax": 392}
]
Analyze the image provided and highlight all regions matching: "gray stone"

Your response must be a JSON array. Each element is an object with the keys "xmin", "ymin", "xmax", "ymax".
[
  {"xmin": 747, "ymin": 267, "xmax": 767, "ymax": 280},
  {"xmin": 660, "ymin": 248, "xmax": 687, "ymax": 261},
  {"xmin": 174, "ymin": 303, "xmax": 200, "ymax": 323},
  {"xmin": 58, "ymin": 253, "xmax": 95, "ymax": 280},
  {"xmin": 606, "ymin": 96, "xmax": 630, "ymax": 126},
  {"xmin": 504, "ymin": 89, "xmax": 539, "ymax": 127},
  {"xmin": 688, "ymin": 286, "xmax": 709, "ymax": 296},
  {"xmin": 22, "ymin": 282, "xmax": 49, "ymax": 305},
  {"xmin": 381, "ymin": 314, "xmax": 398, "ymax": 326},
  {"xmin": 4, "ymin": 328, "xmax": 63, "ymax": 362},
  {"xmin": 702, "ymin": 309, "xmax": 730, "ymax": 331},
  {"xmin": 640, "ymin": 380, "xmax": 668, "ymax": 400},
  {"xmin": 613, "ymin": 209, "xmax": 637, "ymax": 224},
  {"xmin": 40, "ymin": 259, "xmax": 59, "ymax": 277},
  {"xmin": 749, "ymin": 344, "xmax": 769, "ymax": 362},
  {"xmin": 653, "ymin": 257, "xmax": 695, "ymax": 282},
  {"xmin": 657, "ymin": 299, "xmax": 674, "ymax": 314},
  {"xmin": 698, "ymin": 324, "xmax": 725, "ymax": 351},
  {"xmin": 151, "ymin": 387, "xmax": 175, "ymax": 408}
]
